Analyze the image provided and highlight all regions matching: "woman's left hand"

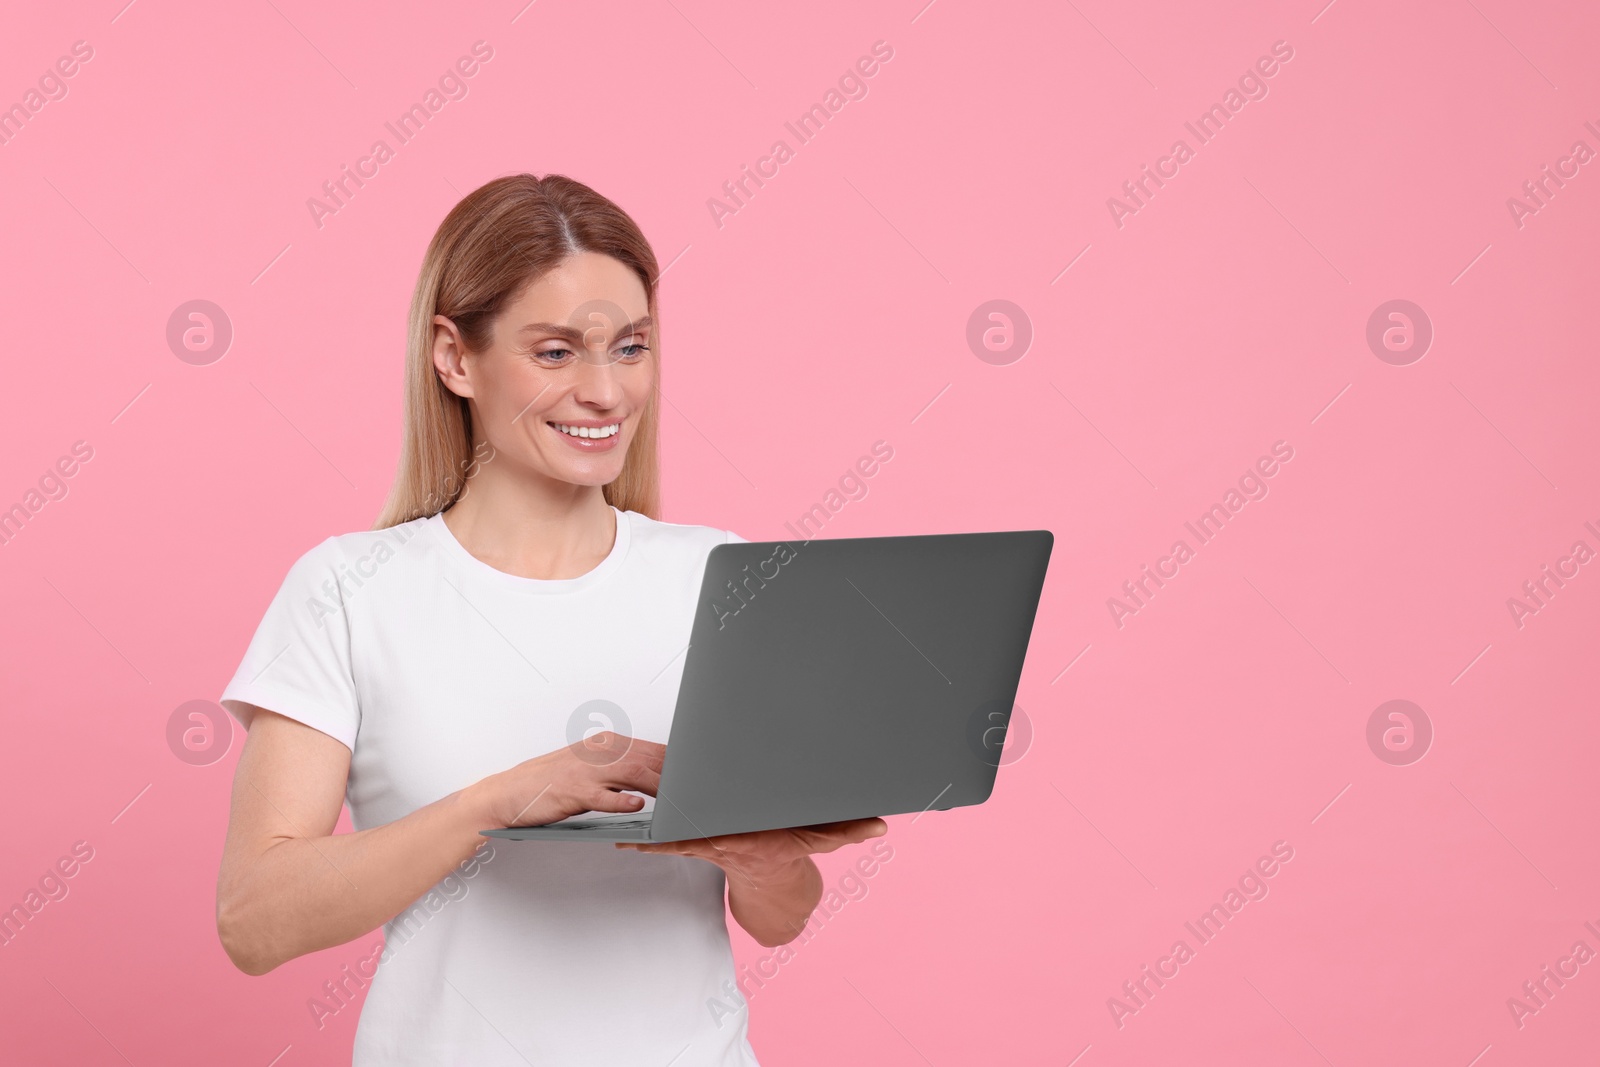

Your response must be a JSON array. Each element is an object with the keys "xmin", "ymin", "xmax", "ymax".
[{"xmin": 615, "ymin": 817, "xmax": 887, "ymax": 886}]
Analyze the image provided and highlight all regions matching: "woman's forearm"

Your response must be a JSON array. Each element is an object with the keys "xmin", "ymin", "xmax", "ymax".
[
  {"xmin": 218, "ymin": 786, "xmax": 492, "ymax": 975},
  {"xmin": 725, "ymin": 856, "xmax": 823, "ymax": 948}
]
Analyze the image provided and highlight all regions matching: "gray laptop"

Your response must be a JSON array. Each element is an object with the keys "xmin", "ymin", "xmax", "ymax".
[{"xmin": 481, "ymin": 527, "xmax": 1053, "ymax": 843}]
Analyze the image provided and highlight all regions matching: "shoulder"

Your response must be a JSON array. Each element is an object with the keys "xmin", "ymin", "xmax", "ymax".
[
  {"xmin": 624, "ymin": 510, "xmax": 748, "ymax": 554},
  {"xmin": 330, "ymin": 515, "xmax": 436, "ymax": 557},
  {"xmin": 281, "ymin": 516, "xmax": 435, "ymax": 578}
]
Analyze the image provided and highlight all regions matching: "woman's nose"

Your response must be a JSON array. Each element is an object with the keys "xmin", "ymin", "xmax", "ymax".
[{"xmin": 572, "ymin": 354, "xmax": 624, "ymax": 404}]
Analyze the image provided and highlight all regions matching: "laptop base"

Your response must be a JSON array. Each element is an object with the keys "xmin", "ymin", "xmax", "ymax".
[{"xmin": 482, "ymin": 814, "xmax": 657, "ymax": 842}]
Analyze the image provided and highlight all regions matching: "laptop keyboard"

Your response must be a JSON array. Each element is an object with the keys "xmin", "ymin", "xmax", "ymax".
[{"xmin": 549, "ymin": 814, "xmax": 655, "ymax": 829}]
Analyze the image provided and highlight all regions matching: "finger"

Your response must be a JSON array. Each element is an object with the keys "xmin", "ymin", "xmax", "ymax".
[
  {"xmin": 581, "ymin": 786, "xmax": 651, "ymax": 813},
  {"xmin": 630, "ymin": 739, "xmax": 667, "ymax": 768},
  {"xmin": 572, "ymin": 732, "xmax": 663, "ymax": 770},
  {"xmin": 804, "ymin": 817, "xmax": 887, "ymax": 836},
  {"xmin": 604, "ymin": 734, "xmax": 667, "ymax": 767},
  {"xmin": 627, "ymin": 741, "xmax": 667, "ymax": 781},
  {"xmin": 801, "ymin": 818, "xmax": 888, "ymax": 842},
  {"xmin": 657, "ymin": 839, "xmax": 727, "ymax": 862},
  {"xmin": 693, "ymin": 828, "xmax": 775, "ymax": 851},
  {"xmin": 604, "ymin": 758, "xmax": 662, "ymax": 799},
  {"xmin": 793, "ymin": 819, "xmax": 887, "ymax": 853}
]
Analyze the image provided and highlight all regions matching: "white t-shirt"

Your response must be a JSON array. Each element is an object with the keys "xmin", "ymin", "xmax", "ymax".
[{"xmin": 220, "ymin": 506, "xmax": 761, "ymax": 1066}]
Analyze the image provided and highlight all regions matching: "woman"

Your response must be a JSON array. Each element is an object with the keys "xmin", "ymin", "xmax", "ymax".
[{"xmin": 215, "ymin": 173, "xmax": 886, "ymax": 1066}]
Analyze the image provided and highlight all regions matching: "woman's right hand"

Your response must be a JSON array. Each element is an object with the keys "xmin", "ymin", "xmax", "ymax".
[{"xmin": 468, "ymin": 731, "xmax": 666, "ymax": 828}]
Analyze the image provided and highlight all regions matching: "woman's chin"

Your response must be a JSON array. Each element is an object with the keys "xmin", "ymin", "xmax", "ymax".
[{"xmin": 550, "ymin": 458, "xmax": 628, "ymax": 486}]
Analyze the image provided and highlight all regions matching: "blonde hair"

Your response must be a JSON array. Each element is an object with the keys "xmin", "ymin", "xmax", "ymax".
[{"xmin": 374, "ymin": 173, "xmax": 662, "ymax": 529}]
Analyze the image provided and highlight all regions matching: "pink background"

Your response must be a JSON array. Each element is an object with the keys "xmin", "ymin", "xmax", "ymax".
[{"xmin": 2, "ymin": 0, "xmax": 1597, "ymax": 1063}]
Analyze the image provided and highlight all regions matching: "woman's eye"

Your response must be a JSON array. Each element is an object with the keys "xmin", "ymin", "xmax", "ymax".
[{"xmin": 529, "ymin": 342, "xmax": 649, "ymax": 366}]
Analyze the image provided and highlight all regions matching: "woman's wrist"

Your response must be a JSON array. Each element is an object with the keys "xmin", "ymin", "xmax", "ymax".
[
  {"xmin": 450, "ymin": 778, "xmax": 504, "ymax": 841},
  {"xmin": 725, "ymin": 855, "xmax": 823, "ymax": 946}
]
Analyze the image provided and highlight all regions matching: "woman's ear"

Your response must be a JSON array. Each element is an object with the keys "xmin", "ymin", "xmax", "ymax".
[{"xmin": 432, "ymin": 314, "xmax": 474, "ymax": 399}]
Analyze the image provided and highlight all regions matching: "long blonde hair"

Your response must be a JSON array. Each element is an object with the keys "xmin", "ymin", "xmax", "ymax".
[{"xmin": 374, "ymin": 173, "xmax": 662, "ymax": 529}]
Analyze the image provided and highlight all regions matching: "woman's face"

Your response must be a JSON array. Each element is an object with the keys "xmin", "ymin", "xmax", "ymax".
[{"xmin": 434, "ymin": 251, "xmax": 654, "ymax": 491}]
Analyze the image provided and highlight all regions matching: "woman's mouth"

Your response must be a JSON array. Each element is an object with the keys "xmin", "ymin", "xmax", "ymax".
[{"xmin": 548, "ymin": 421, "xmax": 622, "ymax": 451}]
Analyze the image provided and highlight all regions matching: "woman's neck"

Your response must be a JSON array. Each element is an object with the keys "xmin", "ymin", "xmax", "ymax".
[{"xmin": 440, "ymin": 469, "xmax": 615, "ymax": 581}]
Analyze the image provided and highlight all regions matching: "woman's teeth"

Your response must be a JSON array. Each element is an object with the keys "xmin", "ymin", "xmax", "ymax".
[{"xmin": 552, "ymin": 423, "xmax": 620, "ymax": 439}]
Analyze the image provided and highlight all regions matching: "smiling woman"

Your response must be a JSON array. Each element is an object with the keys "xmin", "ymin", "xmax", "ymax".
[
  {"xmin": 215, "ymin": 173, "xmax": 883, "ymax": 1067},
  {"xmin": 373, "ymin": 179, "xmax": 664, "ymax": 536},
  {"xmin": 412, "ymin": 246, "xmax": 660, "ymax": 563}
]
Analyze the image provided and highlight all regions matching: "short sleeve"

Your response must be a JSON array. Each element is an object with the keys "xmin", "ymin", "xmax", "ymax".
[{"xmin": 220, "ymin": 537, "xmax": 360, "ymax": 752}]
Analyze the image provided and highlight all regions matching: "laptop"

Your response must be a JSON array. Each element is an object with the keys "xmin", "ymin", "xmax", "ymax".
[{"xmin": 481, "ymin": 527, "xmax": 1053, "ymax": 843}]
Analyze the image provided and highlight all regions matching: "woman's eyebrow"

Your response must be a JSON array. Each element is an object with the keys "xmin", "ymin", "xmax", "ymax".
[{"xmin": 517, "ymin": 314, "xmax": 652, "ymax": 342}]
